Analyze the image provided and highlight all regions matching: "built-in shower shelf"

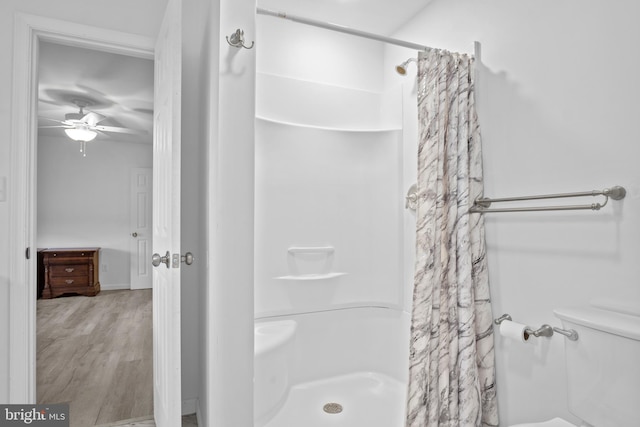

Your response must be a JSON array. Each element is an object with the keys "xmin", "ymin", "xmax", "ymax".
[
  {"xmin": 256, "ymin": 115, "xmax": 402, "ymax": 133},
  {"xmin": 275, "ymin": 272, "xmax": 348, "ymax": 281},
  {"xmin": 288, "ymin": 246, "xmax": 334, "ymax": 254}
]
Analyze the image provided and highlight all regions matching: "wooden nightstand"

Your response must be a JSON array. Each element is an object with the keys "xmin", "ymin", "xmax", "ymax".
[{"xmin": 41, "ymin": 247, "xmax": 101, "ymax": 298}]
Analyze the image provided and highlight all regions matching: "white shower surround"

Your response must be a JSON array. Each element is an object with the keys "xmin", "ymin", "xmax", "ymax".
[
  {"xmin": 254, "ymin": 309, "xmax": 409, "ymax": 427},
  {"xmin": 254, "ymin": 73, "xmax": 412, "ymax": 425}
]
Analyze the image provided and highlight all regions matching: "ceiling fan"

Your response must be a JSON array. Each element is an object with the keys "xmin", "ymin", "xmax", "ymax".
[{"xmin": 39, "ymin": 99, "xmax": 148, "ymax": 156}]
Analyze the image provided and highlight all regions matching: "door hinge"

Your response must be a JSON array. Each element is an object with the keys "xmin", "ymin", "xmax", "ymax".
[{"xmin": 25, "ymin": 247, "xmax": 31, "ymax": 260}]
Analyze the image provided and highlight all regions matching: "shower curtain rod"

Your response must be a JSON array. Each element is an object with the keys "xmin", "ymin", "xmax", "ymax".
[{"xmin": 256, "ymin": 7, "xmax": 431, "ymax": 51}]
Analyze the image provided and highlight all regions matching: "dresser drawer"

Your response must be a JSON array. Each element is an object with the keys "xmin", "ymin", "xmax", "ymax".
[
  {"xmin": 48, "ymin": 250, "xmax": 94, "ymax": 258},
  {"xmin": 49, "ymin": 264, "xmax": 89, "ymax": 278},
  {"xmin": 49, "ymin": 276, "xmax": 91, "ymax": 287}
]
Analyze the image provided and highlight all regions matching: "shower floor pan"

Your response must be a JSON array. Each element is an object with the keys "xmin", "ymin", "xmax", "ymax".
[{"xmin": 263, "ymin": 371, "xmax": 406, "ymax": 427}]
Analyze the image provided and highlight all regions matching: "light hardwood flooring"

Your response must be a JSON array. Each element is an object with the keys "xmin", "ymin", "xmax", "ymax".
[
  {"xmin": 37, "ymin": 289, "xmax": 155, "ymax": 427},
  {"xmin": 97, "ymin": 414, "xmax": 198, "ymax": 426}
]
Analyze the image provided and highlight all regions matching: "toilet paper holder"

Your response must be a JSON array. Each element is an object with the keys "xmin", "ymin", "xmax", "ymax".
[{"xmin": 494, "ymin": 313, "xmax": 579, "ymax": 341}]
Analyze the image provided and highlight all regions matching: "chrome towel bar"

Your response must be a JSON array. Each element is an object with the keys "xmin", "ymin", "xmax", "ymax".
[{"xmin": 470, "ymin": 185, "xmax": 626, "ymax": 213}]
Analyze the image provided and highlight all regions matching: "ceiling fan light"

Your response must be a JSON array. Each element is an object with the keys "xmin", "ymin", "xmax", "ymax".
[{"xmin": 64, "ymin": 127, "xmax": 97, "ymax": 142}]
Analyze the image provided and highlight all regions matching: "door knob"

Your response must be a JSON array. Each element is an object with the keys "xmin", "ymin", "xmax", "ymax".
[
  {"xmin": 152, "ymin": 251, "xmax": 170, "ymax": 268},
  {"xmin": 132, "ymin": 232, "xmax": 138, "ymax": 238},
  {"xmin": 181, "ymin": 252, "xmax": 194, "ymax": 265}
]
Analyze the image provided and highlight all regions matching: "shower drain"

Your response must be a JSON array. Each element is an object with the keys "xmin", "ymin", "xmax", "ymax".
[{"xmin": 323, "ymin": 402, "xmax": 343, "ymax": 414}]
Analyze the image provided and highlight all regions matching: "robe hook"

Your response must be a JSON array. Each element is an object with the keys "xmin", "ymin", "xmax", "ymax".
[{"xmin": 226, "ymin": 29, "xmax": 254, "ymax": 49}]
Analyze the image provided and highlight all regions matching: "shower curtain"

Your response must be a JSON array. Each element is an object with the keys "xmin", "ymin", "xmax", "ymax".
[{"xmin": 406, "ymin": 49, "xmax": 499, "ymax": 427}]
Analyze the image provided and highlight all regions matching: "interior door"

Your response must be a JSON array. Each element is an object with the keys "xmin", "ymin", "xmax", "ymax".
[
  {"xmin": 130, "ymin": 167, "xmax": 152, "ymax": 290},
  {"xmin": 152, "ymin": 0, "xmax": 182, "ymax": 425}
]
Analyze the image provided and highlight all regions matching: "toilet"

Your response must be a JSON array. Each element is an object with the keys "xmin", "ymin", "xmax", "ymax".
[{"xmin": 511, "ymin": 302, "xmax": 640, "ymax": 427}]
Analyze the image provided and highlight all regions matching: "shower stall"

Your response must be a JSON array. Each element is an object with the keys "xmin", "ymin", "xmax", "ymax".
[
  {"xmin": 254, "ymin": 72, "xmax": 413, "ymax": 427},
  {"xmin": 253, "ymin": 10, "xmax": 420, "ymax": 423}
]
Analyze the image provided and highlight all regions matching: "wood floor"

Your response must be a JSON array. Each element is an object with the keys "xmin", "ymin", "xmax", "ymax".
[
  {"xmin": 96, "ymin": 414, "xmax": 198, "ymax": 426},
  {"xmin": 37, "ymin": 289, "xmax": 154, "ymax": 427}
]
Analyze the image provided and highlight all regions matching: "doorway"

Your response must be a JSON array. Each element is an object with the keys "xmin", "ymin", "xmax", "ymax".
[
  {"xmin": 8, "ymin": 12, "xmax": 157, "ymax": 404},
  {"xmin": 35, "ymin": 39, "xmax": 154, "ymax": 425}
]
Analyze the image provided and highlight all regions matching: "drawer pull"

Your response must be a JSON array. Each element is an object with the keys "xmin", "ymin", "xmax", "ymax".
[
  {"xmin": 65, "ymin": 279, "xmax": 74, "ymax": 284},
  {"xmin": 65, "ymin": 268, "xmax": 75, "ymax": 273}
]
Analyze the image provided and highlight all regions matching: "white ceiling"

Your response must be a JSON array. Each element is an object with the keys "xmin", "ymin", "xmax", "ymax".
[
  {"xmin": 258, "ymin": 0, "xmax": 432, "ymax": 35},
  {"xmin": 37, "ymin": 1, "xmax": 431, "ymax": 144}
]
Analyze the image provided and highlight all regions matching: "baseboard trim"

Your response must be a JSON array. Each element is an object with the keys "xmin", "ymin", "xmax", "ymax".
[
  {"xmin": 94, "ymin": 415, "xmax": 153, "ymax": 426},
  {"xmin": 100, "ymin": 283, "xmax": 131, "ymax": 291},
  {"xmin": 196, "ymin": 399, "xmax": 203, "ymax": 427},
  {"xmin": 182, "ymin": 398, "xmax": 198, "ymax": 416}
]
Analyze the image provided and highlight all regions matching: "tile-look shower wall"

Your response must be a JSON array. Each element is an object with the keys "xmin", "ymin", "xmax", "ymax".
[{"xmin": 387, "ymin": 0, "xmax": 640, "ymax": 425}]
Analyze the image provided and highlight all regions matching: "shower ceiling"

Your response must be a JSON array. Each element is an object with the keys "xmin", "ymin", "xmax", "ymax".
[{"xmin": 260, "ymin": 0, "xmax": 433, "ymax": 34}]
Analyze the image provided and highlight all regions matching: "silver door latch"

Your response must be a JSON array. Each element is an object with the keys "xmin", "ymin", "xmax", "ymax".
[{"xmin": 172, "ymin": 252, "xmax": 194, "ymax": 268}]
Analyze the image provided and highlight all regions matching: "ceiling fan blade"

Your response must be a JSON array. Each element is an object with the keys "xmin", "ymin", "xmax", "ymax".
[
  {"xmin": 39, "ymin": 116, "xmax": 66, "ymax": 124},
  {"xmin": 38, "ymin": 125, "xmax": 72, "ymax": 129},
  {"xmin": 38, "ymin": 98, "xmax": 64, "ymax": 107},
  {"xmin": 94, "ymin": 125, "xmax": 148, "ymax": 135}
]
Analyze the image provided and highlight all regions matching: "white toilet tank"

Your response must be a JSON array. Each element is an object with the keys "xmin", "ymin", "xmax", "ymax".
[{"xmin": 554, "ymin": 303, "xmax": 640, "ymax": 427}]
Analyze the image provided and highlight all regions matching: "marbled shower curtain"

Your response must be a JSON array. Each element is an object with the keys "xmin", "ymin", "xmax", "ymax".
[{"xmin": 406, "ymin": 49, "xmax": 499, "ymax": 427}]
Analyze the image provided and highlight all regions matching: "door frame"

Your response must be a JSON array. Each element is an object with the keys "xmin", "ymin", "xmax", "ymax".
[{"xmin": 8, "ymin": 13, "xmax": 155, "ymax": 403}]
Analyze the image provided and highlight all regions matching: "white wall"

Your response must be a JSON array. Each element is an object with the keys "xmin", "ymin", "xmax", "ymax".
[
  {"xmin": 204, "ymin": 0, "xmax": 256, "ymax": 425},
  {"xmin": 388, "ymin": 0, "xmax": 640, "ymax": 424},
  {"xmin": 37, "ymin": 136, "xmax": 152, "ymax": 289},
  {"xmin": 181, "ymin": 0, "xmax": 211, "ymax": 414},
  {"xmin": 256, "ymin": 14, "xmax": 385, "ymax": 91},
  {"xmin": 198, "ymin": 2, "xmax": 217, "ymax": 424}
]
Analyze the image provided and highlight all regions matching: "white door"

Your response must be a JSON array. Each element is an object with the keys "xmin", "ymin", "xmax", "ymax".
[
  {"xmin": 130, "ymin": 167, "xmax": 153, "ymax": 290},
  {"xmin": 152, "ymin": 0, "xmax": 182, "ymax": 425}
]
